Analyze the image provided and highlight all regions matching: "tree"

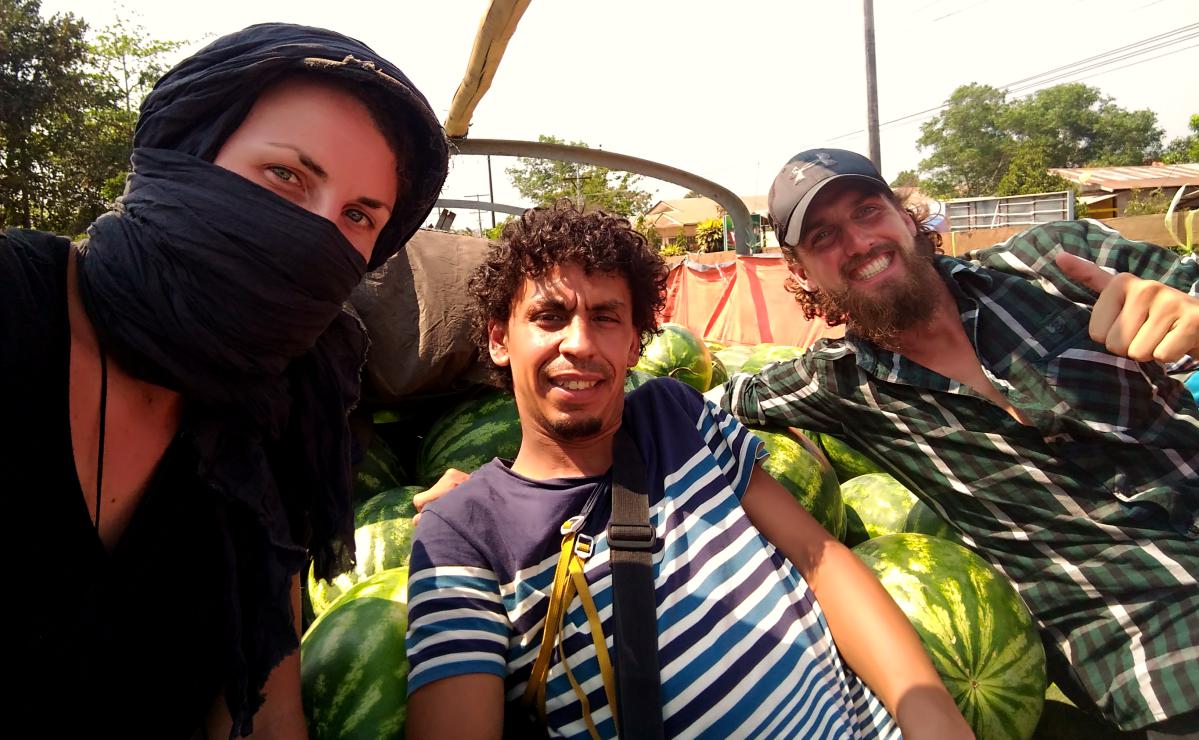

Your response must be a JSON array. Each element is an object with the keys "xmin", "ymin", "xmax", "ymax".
[
  {"xmin": 0, "ymin": 0, "xmax": 95, "ymax": 230},
  {"xmin": 0, "ymin": 2, "xmax": 185, "ymax": 235},
  {"xmin": 916, "ymin": 82, "xmax": 1164, "ymax": 199},
  {"xmin": 506, "ymin": 135, "xmax": 653, "ymax": 217},
  {"xmin": 889, "ymin": 170, "xmax": 921, "ymax": 189},
  {"xmin": 995, "ymin": 145, "xmax": 1073, "ymax": 197},
  {"xmin": 1162, "ymin": 114, "xmax": 1199, "ymax": 164},
  {"xmin": 917, "ymin": 84, "xmax": 1012, "ymax": 198}
]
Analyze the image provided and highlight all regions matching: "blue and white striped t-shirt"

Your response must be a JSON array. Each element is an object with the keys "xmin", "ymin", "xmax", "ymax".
[{"xmin": 406, "ymin": 377, "xmax": 898, "ymax": 739}]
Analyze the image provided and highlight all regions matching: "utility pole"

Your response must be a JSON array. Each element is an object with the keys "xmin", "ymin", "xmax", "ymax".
[
  {"xmin": 486, "ymin": 155, "xmax": 497, "ymax": 228},
  {"xmin": 464, "ymin": 194, "xmax": 489, "ymax": 235},
  {"xmin": 863, "ymin": 0, "xmax": 881, "ymax": 171}
]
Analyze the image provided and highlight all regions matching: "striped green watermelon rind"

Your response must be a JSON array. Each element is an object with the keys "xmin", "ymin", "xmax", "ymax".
[
  {"xmin": 739, "ymin": 343, "xmax": 805, "ymax": 375},
  {"xmin": 819, "ymin": 433, "xmax": 885, "ymax": 483},
  {"xmin": 624, "ymin": 369, "xmax": 656, "ymax": 393},
  {"xmin": 714, "ymin": 345, "xmax": 754, "ymax": 376},
  {"xmin": 751, "ymin": 426, "xmax": 845, "ymax": 540},
  {"xmin": 356, "ymin": 485, "xmax": 425, "ymax": 527},
  {"xmin": 302, "ymin": 568, "xmax": 410, "ymax": 740},
  {"xmin": 853, "ymin": 534, "xmax": 1046, "ymax": 740},
  {"xmin": 416, "ymin": 391, "xmax": 522, "ymax": 485},
  {"xmin": 839, "ymin": 472, "xmax": 919, "ymax": 540},
  {"xmin": 308, "ymin": 502, "xmax": 418, "ymax": 617},
  {"xmin": 353, "ymin": 435, "xmax": 407, "ymax": 504},
  {"xmin": 842, "ymin": 503, "xmax": 872, "ymax": 547},
  {"xmin": 634, "ymin": 322, "xmax": 713, "ymax": 393},
  {"xmin": 708, "ymin": 356, "xmax": 729, "ymax": 390},
  {"xmin": 905, "ymin": 499, "xmax": 964, "ymax": 546}
]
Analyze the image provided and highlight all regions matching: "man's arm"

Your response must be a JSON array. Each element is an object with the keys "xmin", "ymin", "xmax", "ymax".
[
  {"xmin": 740, "ymin": 464, "xmax": 973, "ymax": 740},
  {"xmin": 407, "ymin": 674, "xmax": 504, "ymax": 740}
]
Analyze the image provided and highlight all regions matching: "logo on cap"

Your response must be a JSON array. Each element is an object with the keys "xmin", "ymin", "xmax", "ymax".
[{"xmin": 790, "ymin": 152, "xmax": 838, "ymax": 184}]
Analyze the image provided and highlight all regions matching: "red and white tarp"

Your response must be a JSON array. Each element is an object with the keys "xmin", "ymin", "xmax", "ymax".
[{"xmin": 661, "ymin": 253, "xmax": 844, "ymax": 349}]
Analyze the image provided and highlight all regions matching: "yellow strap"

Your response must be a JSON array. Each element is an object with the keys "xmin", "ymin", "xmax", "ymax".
[
  {"xmin": 522, "ymin": 528, "xmax": 619, "ymax": 737},
  {"xmin": 569, "ymin": 555, "xmax": 619, "ymax": 735},
  {"xmin": 524, "ymin": 534, "xmax": 578, "ymax": 717}
]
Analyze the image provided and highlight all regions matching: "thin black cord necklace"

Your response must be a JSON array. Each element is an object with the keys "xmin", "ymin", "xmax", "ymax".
[{"xmin": 94, "ymin": 343, "xmax": 108, "ymax": 530}]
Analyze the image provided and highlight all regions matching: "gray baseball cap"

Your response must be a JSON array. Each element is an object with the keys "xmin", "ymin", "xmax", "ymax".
[{"xmin": 768, "ymin": 148, "xmax": 891, "ymax": 248}]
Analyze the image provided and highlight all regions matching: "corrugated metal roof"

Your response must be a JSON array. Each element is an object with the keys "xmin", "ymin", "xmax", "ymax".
[{"xmin": 1049, "ymin": 163, "xmax": 1199, "ymax": 192}]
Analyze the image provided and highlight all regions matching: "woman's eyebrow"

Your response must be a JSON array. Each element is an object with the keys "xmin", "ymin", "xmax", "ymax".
[
  {"xmin": 267, "ymin": 142, "xmax": 391, "ymax": 213},
  {"xmin": 267, "ymin": 142, "xmax": 327, "ymax": 179}
]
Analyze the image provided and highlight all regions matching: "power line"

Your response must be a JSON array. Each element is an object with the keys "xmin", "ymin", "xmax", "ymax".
[{"xmin": 824, "ymin": 24, "xmax": 1199, "ymax": 143}]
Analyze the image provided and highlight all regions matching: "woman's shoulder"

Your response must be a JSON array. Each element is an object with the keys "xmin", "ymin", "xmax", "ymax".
[{"xmin": 1, "ymin": 228, "xmax": 72, "ymax": 336}]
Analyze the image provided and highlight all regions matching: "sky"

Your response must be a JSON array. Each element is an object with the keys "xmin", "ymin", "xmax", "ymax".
[{"xmin": 40, "ymin": 0, "xmax": 1199, "ymax": 230}]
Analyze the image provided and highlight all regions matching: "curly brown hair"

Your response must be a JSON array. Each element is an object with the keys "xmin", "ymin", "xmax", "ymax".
[
  {"xmin": 469, "ymin": 201, "xmax": 670, "ymax": 389},
  {"xmin": 779, "ymin": 194, "xmax": 944, "ymax": 326}
]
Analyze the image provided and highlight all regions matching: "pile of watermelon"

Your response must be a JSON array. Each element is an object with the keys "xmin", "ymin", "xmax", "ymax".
[{"xmin": 303, "ymin": 323, "xmax": 1057, "ymax": 739}]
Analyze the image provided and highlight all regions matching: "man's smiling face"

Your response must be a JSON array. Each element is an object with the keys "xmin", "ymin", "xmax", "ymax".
[
  {"xmin": 790, "ymin": 180, "xmax": 941, "ymax": 344},
  {"xmin": 488, "ymin": 262, "xmax": 641, "ymax": 445}
]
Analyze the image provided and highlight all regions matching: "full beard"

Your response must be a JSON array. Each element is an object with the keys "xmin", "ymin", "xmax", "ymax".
[{"xmin": 812, "ymin": 243, "xmax": 942, "ymax": 348}]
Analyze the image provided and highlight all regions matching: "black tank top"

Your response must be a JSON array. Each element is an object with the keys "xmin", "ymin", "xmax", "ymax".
[{"xmin": 2, "ymin": 229, "xmax": 227, "ymax": 738}]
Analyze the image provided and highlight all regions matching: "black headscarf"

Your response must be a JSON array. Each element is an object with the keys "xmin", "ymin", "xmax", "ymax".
[{"xmin": 73, "ymin": 23, "xmax": 448, "ymax": 736}]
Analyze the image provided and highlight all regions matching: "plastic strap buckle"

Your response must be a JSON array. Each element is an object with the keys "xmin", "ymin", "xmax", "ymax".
[{"xmin": 606, "ymin": 523, "xmax": 656, "ymax": 551}]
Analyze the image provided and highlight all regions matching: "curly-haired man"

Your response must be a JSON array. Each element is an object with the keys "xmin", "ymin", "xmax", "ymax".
[
  {"xmin": 713, "ymin": 148, "xmax": 1199, "ymax": 735},
  {"xmin": 404, "ymin": 202, "xmax": 969, "ymax": 739}
]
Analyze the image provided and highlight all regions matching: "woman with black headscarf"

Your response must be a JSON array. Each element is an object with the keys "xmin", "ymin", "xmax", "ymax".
[{"xmin": 1, "ymin": 23, "xmax": 449, "ymax": 738}]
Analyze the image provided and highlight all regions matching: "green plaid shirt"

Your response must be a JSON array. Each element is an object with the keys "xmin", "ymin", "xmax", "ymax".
[{"xmin": 720, "ymin": 220, "xmax": 1199, "ymax": 730}]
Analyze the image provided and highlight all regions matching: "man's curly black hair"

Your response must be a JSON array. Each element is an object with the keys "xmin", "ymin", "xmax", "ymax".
[{"xmin": 469, "ymin": 201, "xmax": 669, "ymax": 390}]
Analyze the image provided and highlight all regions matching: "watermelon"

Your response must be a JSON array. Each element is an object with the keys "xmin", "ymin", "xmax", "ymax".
[
  {"xmin": 634, "ymin": 322, "xmax": 713, "ymax": 393},
  {"xmin": 708, "ymin": 355, "xmax": 729, "ymax": 390},
  {"xmin": 714, "ymin": 344, "xmax": 754, "ymax": 376},
  {"xmin": 839, "ymin": 472, "xmax": 919, "ymax": 540},
  {"xmin": 704, "ymin": 339, "xmax": 727, "ymax": 355},
  {"xmin": 739, "ymin": 343, "xmax": 805, "ymax": 375},
  {"xmin": 354, "ymin": 435, "xmax": 407, "ymax": 504},
  {"xmin": 751, "ymin": 427, "xmax": 845, "ymax": 540},
  {"xmin": 853, "ymin": 534, "xmax": 1047, "ymax": 740},
  {"xmin": 842, "ymin": 504, "xmax": 871, "ymax": 547},
  {"xmin": 308, "ymin": 486, "xmax": 423, "ymax": 617},
  {"xmin": 416, "ymin": 391, "xmax": 522, "ymax": 485},
  {"xmin": 905, "ymin": 499, "xmax": 964, "ymax": 546},
  {"xmin": 818, "ymin": 433, "xmax": 885, "ymax": 482},
  {"xmin": 302, "ymin": 567, "xmax": 411, "ymax": 740},
  {"xmin": 623, "ymin": 369, "xmax": 656, "ymax": 393},
  {"xmin": 357, "ymin": 484, "xmax": 424, "ymax": 525}
]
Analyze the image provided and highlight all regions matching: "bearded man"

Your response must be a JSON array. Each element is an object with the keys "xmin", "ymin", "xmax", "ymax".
[{"xmin": 711, "ymin": 149, "xmax": 1199, "ymax": 736}]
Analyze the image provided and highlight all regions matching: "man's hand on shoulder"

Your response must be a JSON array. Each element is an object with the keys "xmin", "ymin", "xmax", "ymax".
[
  {"xmin": 1057, "ymin": 251, "xmax": 1199, "ymax": 363},
  {"xmin": 413, "ymin": 468, "xmax": 470, "ymax": 526}
]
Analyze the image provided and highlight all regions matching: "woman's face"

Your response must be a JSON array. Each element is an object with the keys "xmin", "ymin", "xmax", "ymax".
[{"xmin": 213, "ymin": 77, "xmax": 398, "ymax": 263}]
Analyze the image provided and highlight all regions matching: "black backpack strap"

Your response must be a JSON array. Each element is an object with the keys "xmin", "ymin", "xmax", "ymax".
[{"xmin": 608, "ymin": 428, "xmax": 665, "ymax": 740}]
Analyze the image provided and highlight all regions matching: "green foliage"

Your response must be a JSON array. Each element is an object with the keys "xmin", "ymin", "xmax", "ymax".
[
  {"xmin": 917, "ymin": 82, "xmax": 1164, "ymax": 199},
  {"xmin": 694, "ymin": 217, "xmax": 724, "ymax": 252},
  {"xmin": 483, "ymin": 217, "xmax": 511, "ymax": 241},
  {"xmin": 890, "ymin": 170, "xmax": 922, "ymax": 189},
  {"xmin": 996, "ymin": 146, "xmax": 1073, "ymax": 196},
  {"xmin": 1162, "ymin": 114, "xmax": 1199, "ymax": 164},
  {"xmin": 658, "ymin": 242, "xmax": 687, "ymax": 257},
  {"xmin": 633, "ymin": 214, "xmax": 662, "ymax": 249},
  {"xmin": 1122, "ymin": 188, "xmax": 1173, "ymax": 217},
  {"xmin": 505, "ymin": 134, "xmax": 653, "ymax": 217},
  {"xmin": 917, "ymin": 84, "xmax": 1012, "ymax": 198},
  {"xmin": 0, "ymin": 1, "xmax": 185, "ymax": 234}
]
